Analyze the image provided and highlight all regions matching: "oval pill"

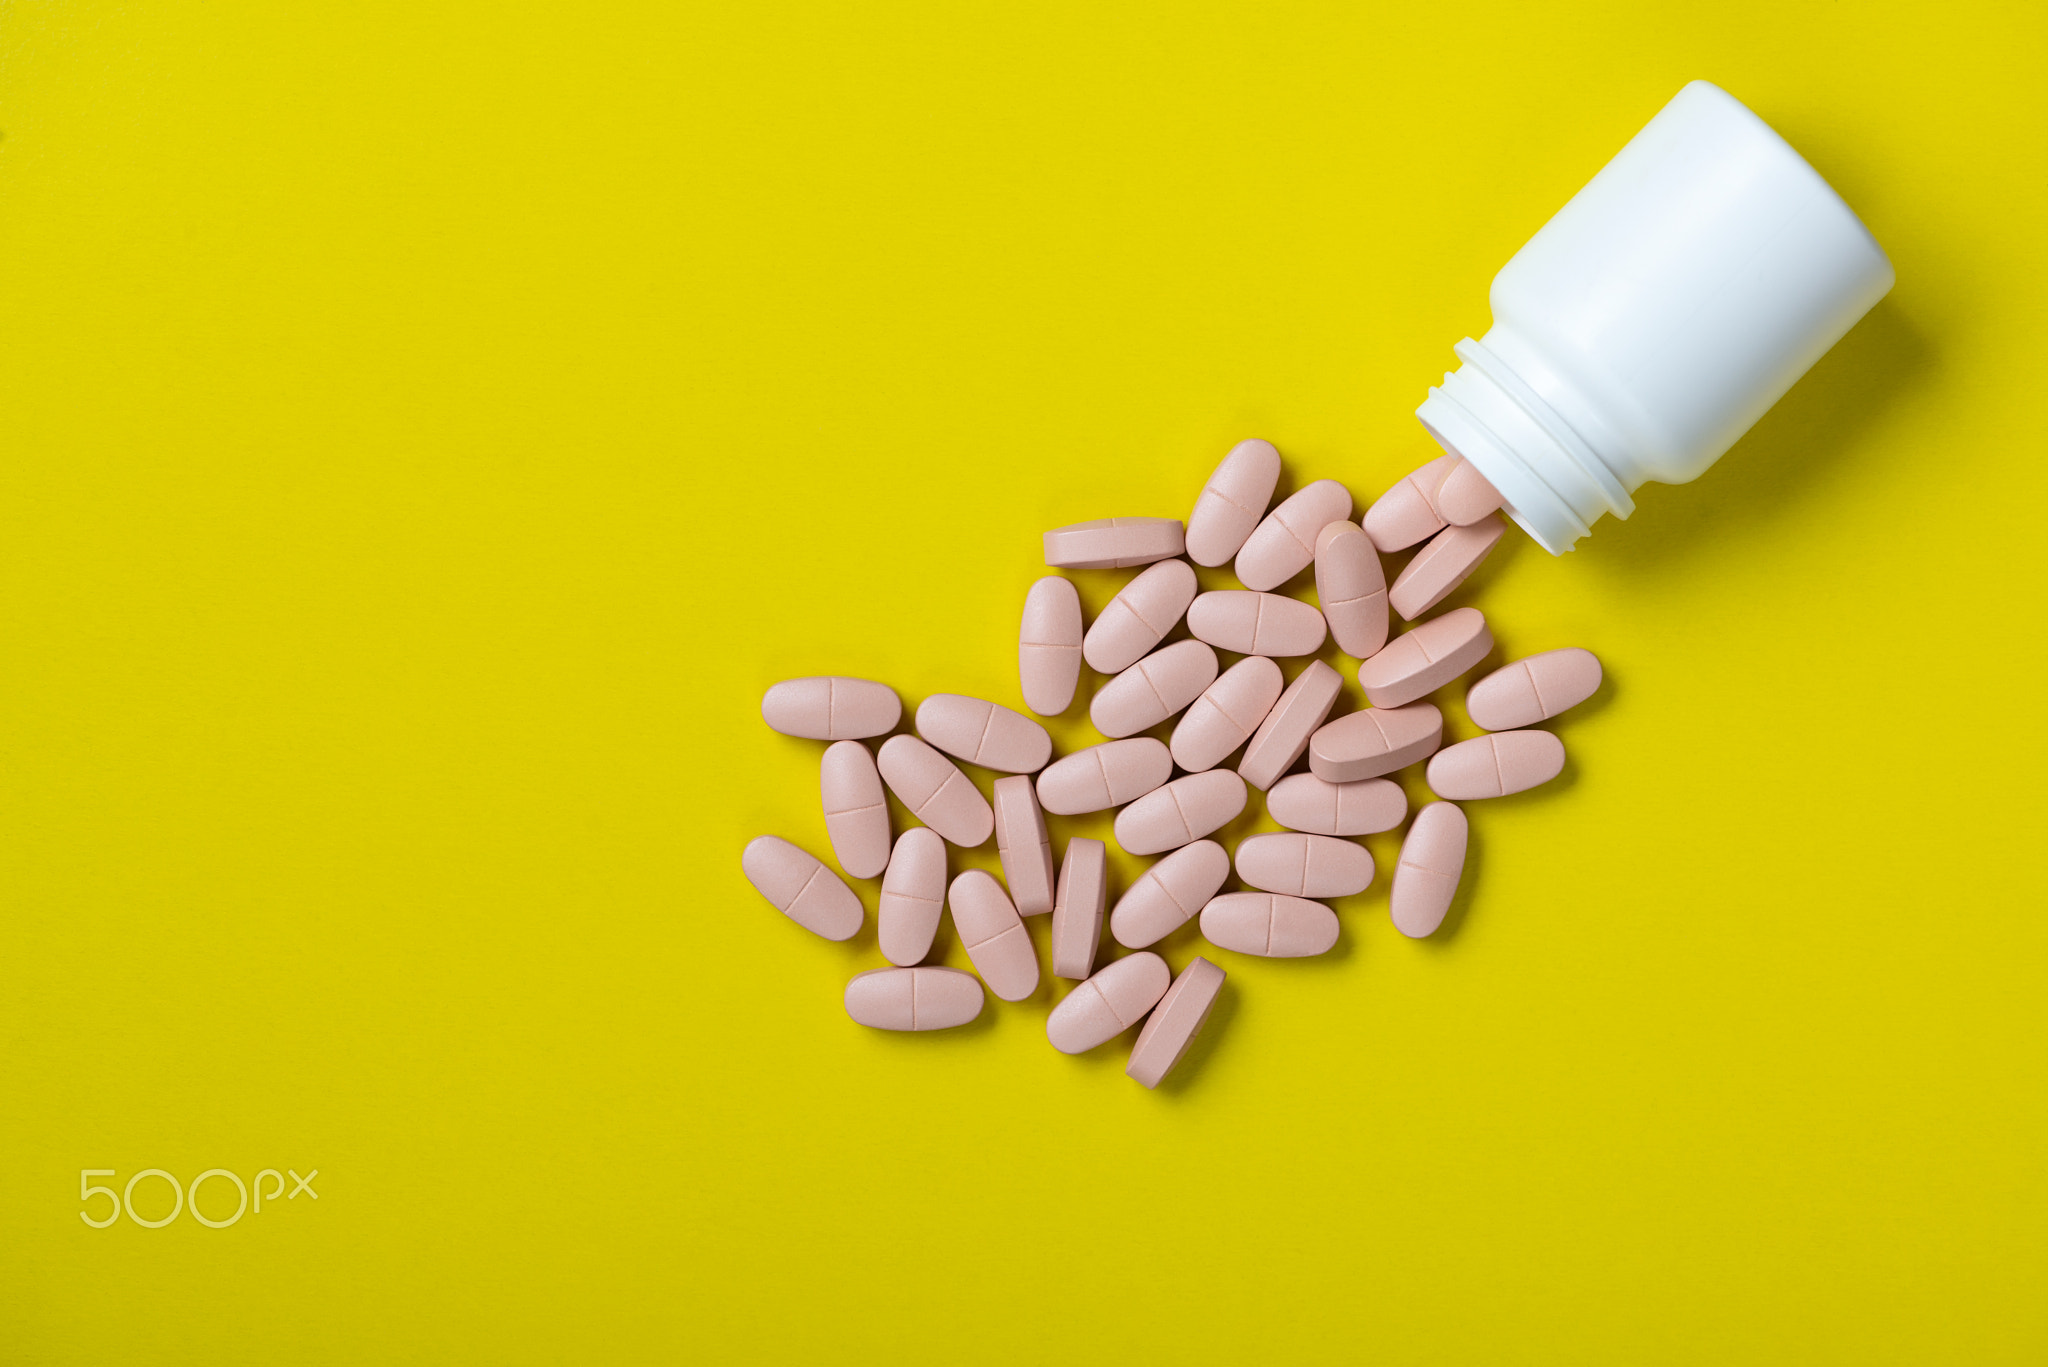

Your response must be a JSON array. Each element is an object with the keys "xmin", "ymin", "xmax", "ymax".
[
  {"xmin": 1437, "ymin": 458, "xmax": 1505, "ymax": 526},
  {"xmin": 1019, "ymin": 577, "xmax": 1084, "ymax": 716},
  {"xmin": 740, "ymin": 835, "xmax": 865, "ymax": 941},
  {"xmin": 1200, "ymin": 892, "xmax": 1340, "ymax": 958},
  {"xmin": 821, "ymin": 740, "xmax": 891, "ymax": 879},
  {"xmin": 1236, "ymin": 660, "xmax": 1344, "ymax": 791},
  {"xmin": 878, "ymin": 827, "xmax": 947, "ymax": 966},
  {"xmin": 993, "ymin": 775, "xmax": 1056, "ymax": 915},
  {"xmin": 1046, "ymin": 952, "xmax": 1171, "ymax": 1054},
  {"xmin": 1234, "ymin": 832, "xmax": 1374, "ymax": 898},
  {"xmin": 877, "ymin": 734, "xmax": 995, "ymax": 847},
  {"xmin": 760, "ymin": 676, "xmax": 902, "ymax": 741},
  {"xmin": 1464, "ymin": 648, "xmax": 1603, "ymax": 731},
  {"xmin": 1043, "ymin": 517, "xmax": 1185, "ymax": 569},
  {"xmin": 1235, "ymin": 479, "xmax": 1354, "ymax": 591},
  {"xmin": 1390, "ymin": 801, "xmax": 1467, "ymax": 938},
  {"xmin": 1113, "ymin": 770, "xmax": 1248, "ymax": 856},
  {"xmin": 1362, "ymin": 454, "xmax": 1460, "ymax": 553},
  {"xmin": 1034, "ymin": 737, "xmax": 1174, "ymax": 815},
  {"xmin": 1185, "ymin": 590, "xmax": 1329, "ymax": 657},
  {"xmin": 948, "ymin": 870, "xmax": 1040, "ymax": 1001},
  {"xmin": 1313, "ymin": 521, "xmax": 1389, "ymax": 659},
  {"xmin": 1426, "ymin": 730, "xmax": 1567, "ymax": 799},
  {"xmin": 1090, "ymin": 639, "xmax": 1219, "ymax": 739},
  {"xmin": 1308, "ymin": 702, "xmax": 1444, "ymax": 782},
  {"xmin": 1185, "ymin": 439, "xmax": 1283, "ymax": 566},
  {"xmin": 1170, "ymin": 655, "xmax": 1283, "ymax": 773},
  {"xmin": 1267, "ymin": 772, "xmax": 1408, "ymax": 836},
  {"xmin": 1083, "ymin": 559, "xmax": 1198, "ymax": 674},
  {"xmin": 1389, "ymin": 515, "xmax": 1506, "ymax": 621},
  {"xmin": 1051, "ymin": 837, "xmax": 1107, "ymax": 979},
  {"xmin": 1109, "ymin": 839, "xmax": 1231, "ymax": 949},
  {"xmin": 844, "ymin": 966, "xmax": 985, "ymax": 1031},
  {"xmin": 1126, "ymin": 956, "xmax": 1226, "ymax": 1089},
  {"xmin": 1358, "ymin": 607, "xmax": 1493, "ymax": 709},
  {"xmin": 916, "ymin": 693, "xmax": 1053, "ymax": 774}
]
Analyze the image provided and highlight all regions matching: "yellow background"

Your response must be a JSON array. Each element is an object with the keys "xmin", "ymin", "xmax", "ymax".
[{"xmin": 3, "ymin": 1, "xmax": 2044, "ymax": 1361}]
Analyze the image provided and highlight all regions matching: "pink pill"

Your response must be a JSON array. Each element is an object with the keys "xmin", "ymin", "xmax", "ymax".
[
  {"xmin": 820, "ymin": 740, "xmax": 891, "ymax": 879},
  {"xmin": 1034, "ymin": 737, "xmax": 1173, "ymax": 815},
  {"xmin": 1090, "ymin": 639, "xmax": 1219, "ymax": 739},
  {"xmin": 1019, "ymin": 577, "xmax": 1084, "ymax": 717},
  {"xmin": 1170, "ymin": 655, "xmax": 1283, "ymax": 773},
  {"xmin": 1308, "ymin": 702, "xmax": 1444, "ymax": 782},
  {"xmin": 1186, "ymin": 439, "xmax": 1283, "ymax": 567},
  {"xmin": 760, "ymin": 676, "xmax": 902, "ymax": 741},
  {"xmin": 1083, "ymin": 559, "xmax": 1198, "ymax": 674},
  {"xmin": 1358, "ymin": 607, "xmax": 1493, "ymax": 709},
  {"xmin": 1113, "ymin": 769, "xmax": 1248, "ymax": 856},
  {"xmin": 1266, "ymin": 772, "xmax": 1408, "ymax": 836},
  {"xmin": 844, "ymin": 966, "xmax": 985, "ymax": 1031},
  {"xmin": 949, "ymin": 870, "xmax": 1040, "ymax": 1001},
  {"xmin": 1426, "ymin": 730, "xmax": 1567, "ymax": 799},
  {"xmin": 1464, "ymin": 648, "xmax": 1603, "ymax": 731},
  {"xmin": 1234, "ymin": 832, "xmax": 1374, "ymax": 898},
  {"xmin": 1389, "ymin": 516, "xmax": 1506, "ymax": 621},
  {"xmin": 993, "ymin": 775, "xmax": 1056, "ymax": 916},
  {"xmin": 1051, "ymin": 837, "xmax": 1107, "ymax": 979},
  {"xmin": 1390, "ymin": 801, "xmax": 1467, "ymax": 938},
  {"xmin": 1362, "ymin": 454, "xmax": 1460, "ymax": 553},
  {"xmin": 1043, "ymin": 517, "xmax": 1185, "ymax": 569},
  {"xmin": 878, "ymin": 827, "xmax": 947, "ymax": 966},
  {"xmin": 1200, "ymin": 892, "xmax": 1339, "ymax": 958},
  {"xmin": 1046, "ymin": 951, "xmax": 1172, "ymax": 1054},
  {"xmin": 1235, "ymin": 479, "xmax": 1354, "ymax": 591},
  {"xmin": 915, "ymin": 693, "xmax": 1053, "ymax": 774},
  {"xmin": 1313, "ymin": 521, "xmax": 1388, "ymax": 660},
  {"xmin": 1185, "ymin": 590, "xmax": 1329, "ymax": 657},
  {"xmin": 1109, "ymin": 839, "xmax": 1231, "ymax": 949},
  {"xmin": 1437, "ymin": 458, "xmax": 1504, "ymax": 525},
  {"xmin": 1237, "ymin": 660, "xmax": 1344, "ymax": 791},
  {"xmin": 740, "ymin": 835, "xmax": 865, "ymax": 941},
  {"xmin": 877, "ymin": 735, "xmax": 995, "ymax": 848},
  {"xmin": 1126, "ymin": 956, "xmax": 1226, "ymax": 1088}
]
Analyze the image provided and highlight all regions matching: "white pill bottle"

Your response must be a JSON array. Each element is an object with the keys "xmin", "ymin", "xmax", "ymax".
[{"xmin": 1415, "ymin": 80, "xmax": 1894, "ymax": 554}]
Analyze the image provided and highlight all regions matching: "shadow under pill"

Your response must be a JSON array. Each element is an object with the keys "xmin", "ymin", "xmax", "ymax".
[{"xmin": 1153, "ymin": 979, "xmax": 1239, "ymax": 1099}]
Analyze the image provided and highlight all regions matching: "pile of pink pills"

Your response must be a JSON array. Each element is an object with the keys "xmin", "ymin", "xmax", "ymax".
[{"xmin": 744, "ymin": 440, "xmax": 1603, "ymax": 1089}]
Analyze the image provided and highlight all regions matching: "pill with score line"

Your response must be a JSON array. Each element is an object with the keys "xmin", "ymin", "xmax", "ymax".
[
  {"xmin": 1170, "ymin": 655, "xmax": 1283, "ymax": 773},
  {"xmin": 949, "ymin": 870, "xmax": 1040, "ymax": 1001},
  {"xmin": 1113, "ymin": 770, "xmax": 1248, "ymax": 856},
  {"xmin": 1185, "ymin": 439, "xmax": 1282, "ymax": 566},
  {"xmin": 741, "ymin": 835, "xmax": 865, "ymax": 941},
  {"xmin": 1018, "ymin": 577, "xmax": 1084, "ymax": 716},
  {"xmin": 1083, "ymin": 559, "xmax": 1199, "ymax": 674},
  {"xmin": 1425, "ymin": 730, "xmax": 1566, "ymax": 799},
  {"xmin": 1464, "ymin": 648, "xmax": 1603, "ymax": 731},
  {"xmin": 1109, "ymin": 839, "xmax": 1231, "ymax": 949},
  {"xmin": 820, "ymin": 740, "xmax": 891, "ymax": 879},
  {"xmin": 1185, "ymin": 590, "xmax": 1328, "ymax": 657},
  {"xmin": 878, "ymin": 828, "xmax": 947, "ymax": 966},
  {"xmin": 1313, "ymin": 521, "xmax": 1388, "ymax": 659},
  {"xmin": 1388, "ymin": 515, "xmax": 1506, "ymax": 621},
  {"xmin": 761, "ymin": 676, "xmax": 902, "ymax": 740},
  {"xmin": 1236, "ymin": 479, "xmax": 1354, "ymax": 591},
  {"xmin": 1357, "ymin": 608, "xmax": 1492, "ymax": 709},
  {"xmin": 844, "ymin": 967, "xmax": 986, "ymax": 1031},
  {"xmin": 1200, "ymin": 892, "xmax": 1339, "ymax": 958},
  {"xmin": 877, "ymin": 735, "xmax": 995, "ymax": 847},
  {"xmin": 1035, "ymin": 737, "xmax": 1173, "ymax": 814},
  {"xmin": 1046, "ymin": 952, "xmax": 1172, "ymax": 1054},
  {"xmin": 1233, "ymin": 832, "xmax": 1374, "ymax": 898},
  {"xmin": 915, "ymin": 693, "xmax": 1053, "ymax": 774},
  {"xmin": 1090, "ymin": 639, "xmax": 1219, "ymax": 738}
]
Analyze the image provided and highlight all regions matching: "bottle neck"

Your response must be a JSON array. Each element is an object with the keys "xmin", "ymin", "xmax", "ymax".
[{"xmin": 1414, "ymin": 333, "xmax": 1636, "ymax": 555}]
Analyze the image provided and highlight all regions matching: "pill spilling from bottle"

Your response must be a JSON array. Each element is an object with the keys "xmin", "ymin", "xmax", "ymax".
[{"xmin": 744, "ymin": 440, "xmax": 1604, "ymax": 1089}]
